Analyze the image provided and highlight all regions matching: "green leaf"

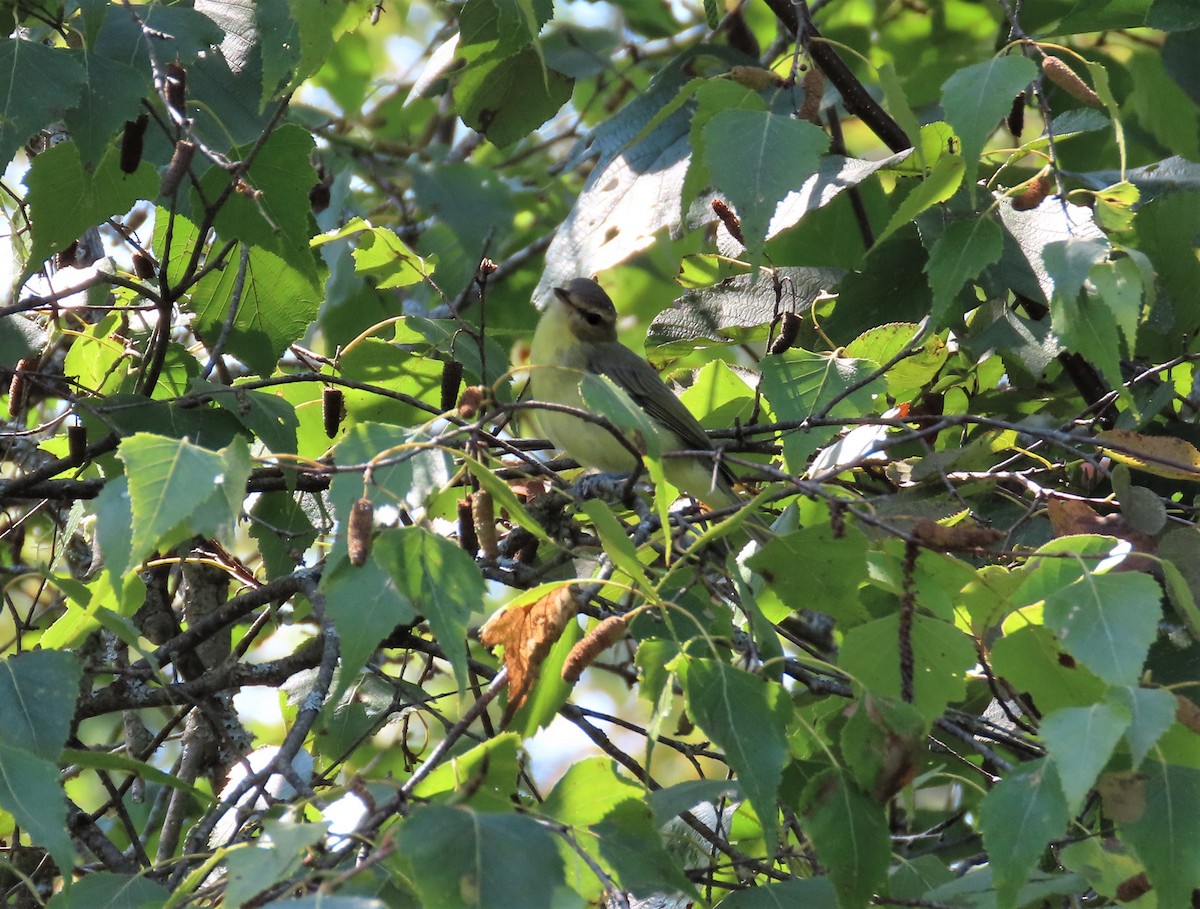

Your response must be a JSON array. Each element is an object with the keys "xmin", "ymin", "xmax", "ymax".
[
  {"xmin": 261, "ymin": 898, "xmax": 384, "ymax": 908},
  {"xmin": 512, "ymin": 615, "xmax": 581, "ymax": 736},
  {"xmin": 337, "ymin": 342, "xmax": 445, "ymax": 427},
  {"xmin": 116, "ymin": 434, "xmax": 252, "ymax": 576},
  {"xmin": 45, "ymin": 872, "xmax": 170, "ymax": 909},
  {"xmin": 1059, "ymin": 838, "xmax": 1152, "ymax": 906},
  {"xmin": 23, "ymin": 140, "xmax": 157, "ymax": 283},
  {"xmin": 0, "ymin": 38, "xmax": 86, "ymax": 171},
  {"xmin": 990, "ymin": 625, "xmax": 1107, "ymax": 714},
  {"xmin": 63, "ymin": 313, "xmax": 129, "ymax": 397},
  {"xmin": 1088, "ymin": 256, "xmax": 1145, "ymax": 352},
  {"xmin": 1041, "ymin": 563, "xmax": 1161, "ymax": 688},
  {"xmin": 925, "ymin": 216, "xmax": 1004, "ymax": 327},
  {"xmin": 191, "ymin": 245, "xmax": 325, "ymax": 378},
  {"xmin": 193, "ymin": 379, "xmax": 300, "ymax": 455},
  {"xmin": 544, "ymin": 759, "xmax": 692, "ymax": 899},
  {"xmin": 543, "ymin": 757, "xmax": 645, "ymax": 826},
  {"xmin": 1119, "ymin": 761, "xmax": 1200, "ymax": 908},
  {"xmin": 375, "ymin": 528, "xmax": 482, "ymax": 689},
  {"xmin": 759, "ymin": 348, "xmax": 883, "ymax": 475},
  {"xmin": 225, "ymin": 818, "xmax": 328, "ymax": 909},
  {"xmin": 703, "ymin": 110, "xmax": 828, "ymax": 263},
  {"xmin": 876, "ymin": 153, "xmax": 964, "ymax": 246},
  {"xmin": 678, "ymin": 658, "xmax": 792, "ymax": 852},
  {"xmin": 800, "ymin": 770, "xmax": 890, "ymax": 909},
  {"xmin": 1148, "ymin": 0, "xmax": 1200, "ymax": 30},
  {"xmin": 204, "ymin": 124, "xmax": 320, "ymax": 275},
  {"xmin": 1109, "ymin": 686, "xmax": 1177, "ymax": 768},
  {"xmin": 461, "ymin": 456, "xmax": 552, "ymax": 544},
  {"xmin": 0, "ymin": 312, "xmax": 44, "ymax": 363},
  {"xmin": 582, "ymin": 501, "xmax": 650, "ymax": 586},
  {"xmin": 1040, "ymin": 702, "xmax": 1131, "ymax": 812},
  {"xmin": 647, "ymin": 780, "xmax": 743, "ymax": 828},
  {"xmin": 453, "ymin": 47, "xmax": 573, "ymax": 148},
  {"xmin": 62, "ymin": 53, "xmax": 148, "ymax": 167},
  {"xmin": 61, "ymin": 748, "xmax": 207, "ymax": 801},
  {"xmin": 843, "ymin": 324, "xmax": 948, "ymax": 401},
  {"xmin": 320, "ymin": 552, "xmax": 419, "ymax": 694},
  {"xmin": 396, "ymin": 804, "xmax": 565, "ymax": 909},
  {"xmin": 327, "ymin": 424, "xmax": 454, "ymax": 546},
  {"xmin": 716, "ymin": 877, "xmax": 839, "ymax": 908},
  {"xmin": 0, "ymin": 651, "xmax": 80, "ymax": 760},
  {"xmin": 93, "ymin": 474, "xmax": 135, "ymax": 596},
  {"xmin": 593, "ymin": 800, "xmax": 695, "ymax": 898},
  {"xmin": 0, "ymin": 743, "xmax": 75, "ymax": 872},
  {"xmin": 941, "ymin": 55, "xmax": 1038, "ymax": 198},
  {"xmin": 683, "ymin": 80, "xmax": 768, "ymax": 217},
  {"xmin": 411, "ymin": 734, "xmax": 522, "ymax": 812},
  {"xmin": 312, "ymin": 217, "xmax": 434, "ymax": 288},
  {"xmin": 747, "ymin": 524, "xmax": 870, "ymax": 626},
  {"xmin": 1051, "ymin": 279, "xmax": 1124, "ymax": 389},
  {"xmin": 840, "ymin": 614, "xmax": 977, "ymax": 723},
  {"xmin": 840, "ymin": 694, "xmax": 927, "ymax": 801},
  {"xmin": 978, "ymin": 760, "xmax": 1070, "ymax": 909}
]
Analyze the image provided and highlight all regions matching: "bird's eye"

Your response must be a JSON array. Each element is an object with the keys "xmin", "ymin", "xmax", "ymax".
[{"xmin": 583, "ymin": 311, "xmax": 603, "ymax": 326}]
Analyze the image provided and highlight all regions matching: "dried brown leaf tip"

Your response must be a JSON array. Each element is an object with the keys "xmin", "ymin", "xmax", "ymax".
[
  {"xmin": 562, "ymin": 614, "xmax": 630, "ymax": 683},
  {"xmin": 911, "ymin": 518, "xmax": 1003, "ymax": 551},
  {"xmin": 481, "ymin": 586, "xmax": 578, "ymax": 720},
  {"xmin": 347, "ymin": 497, "xmax": 374, "ymax": 567},
  {"xmin": 1042, "ymin": 56, "xmax": 1102, "ymax": 109},
  {"xmin": 1046, "ymin": 496, "xmax": 1156, "ymax": 572}
]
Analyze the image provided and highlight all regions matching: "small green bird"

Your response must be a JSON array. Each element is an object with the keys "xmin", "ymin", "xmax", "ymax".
[{"xmin": 529, "ymin": 277, "xmax": 767, "ymax": 539}]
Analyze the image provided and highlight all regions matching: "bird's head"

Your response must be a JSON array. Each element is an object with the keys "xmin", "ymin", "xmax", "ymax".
[{"xmin": 553, "ymin": 278, "xmax": 618, "ymax": 343}]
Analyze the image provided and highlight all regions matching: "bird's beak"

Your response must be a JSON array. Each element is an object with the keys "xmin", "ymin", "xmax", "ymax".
[{"xmin": 553, "ymin": 286, "xmax": 571, "ymax": 304}]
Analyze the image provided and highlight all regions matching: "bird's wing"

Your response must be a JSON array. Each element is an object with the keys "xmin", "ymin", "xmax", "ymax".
[{"xmin": 587, "ymin": 342, "xmax": 714, "ymax": 452}]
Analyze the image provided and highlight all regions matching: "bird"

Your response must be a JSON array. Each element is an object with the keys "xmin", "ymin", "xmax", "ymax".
[{"xmin": 529, "ymin": 277, "xmax": 768, "ymax": 541}]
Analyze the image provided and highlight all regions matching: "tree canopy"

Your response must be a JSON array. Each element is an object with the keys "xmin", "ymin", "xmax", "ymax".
[{"xmin": 3, "ymin": 0, "xmax": 1200, "ymax": 907}]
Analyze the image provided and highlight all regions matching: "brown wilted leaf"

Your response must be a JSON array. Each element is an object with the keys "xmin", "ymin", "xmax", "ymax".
[
  {"xmin": 1096, "ymin": 771, "xmax": 1146, "ymax": 823},
  {"xmin": 1046, "ymin": 496, "xmax": 1156, "ymax": 571},
  {"xmin": 1115, "ymin": 872, "xmax": 1151, "ymax": 902},
  {"xmin": 912, "ymin": 518, "xmax": 1004, "ymax": 551},
  {"xmin": 481, "ymin": 587, "xmax": 578, "ymax": 721}
]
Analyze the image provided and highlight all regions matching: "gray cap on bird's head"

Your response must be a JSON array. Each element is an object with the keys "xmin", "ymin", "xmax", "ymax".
[{"xmin": 553, "ymin": 277, "xmax": 617, "ymax": 341}]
